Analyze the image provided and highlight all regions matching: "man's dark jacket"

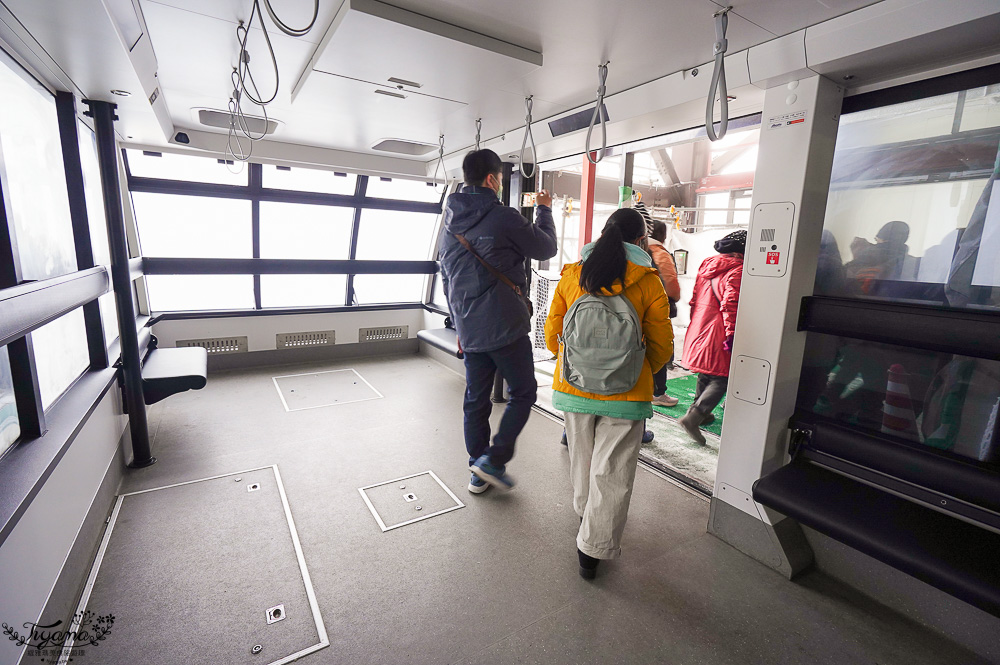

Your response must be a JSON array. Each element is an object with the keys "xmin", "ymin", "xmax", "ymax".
[{"xmin": 438, "ymin": 186, "xmax": 557, "ymax": 353}]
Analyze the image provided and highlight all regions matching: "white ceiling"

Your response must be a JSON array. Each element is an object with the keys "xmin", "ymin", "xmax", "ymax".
[{"xmin": 3, "ymin": 0, "xmax": 884, "ymax": 164}]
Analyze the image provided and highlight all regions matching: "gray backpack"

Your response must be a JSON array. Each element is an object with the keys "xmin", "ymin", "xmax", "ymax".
[{"xmin": 559, "ymin": 292, "xmax": 646, "ymax": 395}]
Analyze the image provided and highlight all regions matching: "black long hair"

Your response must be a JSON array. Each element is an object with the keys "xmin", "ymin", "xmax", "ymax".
[{"xmin": 579, "ymin": 208, "xmax": 646, "ymax": 294}]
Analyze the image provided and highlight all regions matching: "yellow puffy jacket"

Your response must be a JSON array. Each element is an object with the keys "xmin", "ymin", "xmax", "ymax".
[{"xmin": 545, "ymin": 254, "xmax": 673, "ymax": 403}]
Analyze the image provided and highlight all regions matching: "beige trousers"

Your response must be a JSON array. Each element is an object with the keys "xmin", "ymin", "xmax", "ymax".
[{"xmin": 564, "ymin": 412, "xmax": 645, "ymax": 560}]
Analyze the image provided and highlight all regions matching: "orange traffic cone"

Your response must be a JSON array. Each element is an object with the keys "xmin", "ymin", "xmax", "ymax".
[{"xmin": 881, "ymin": 364, "xmax": 919, "ymax": 438}]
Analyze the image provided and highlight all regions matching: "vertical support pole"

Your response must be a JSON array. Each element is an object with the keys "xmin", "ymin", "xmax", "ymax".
[
  {"xmin": 0, "ymin": 126, "xmax": 44, "ymax": 438},
  {"xmin": 56, "ymin": 91, "xmax": 108, "ymax": 370},
  {"xmin": 579, "ymin": 152, "xmax": 598, "ymax": 256},
  {"xmin": 346, "ymin": 175, "xmax": 368, "ymax": 306},
  {"xmin": 708, "ymin": 76, "xmax": 844, "ymax": 578},
  {"xmin": 249, "ymin": 163, "xmax": 262, "ymax": 310},
  {"xmin": 85, "ymin": 100, "xmax": 154, "ymax": 468},
  {"xmin": 619, "ymin": 151, "xmax": 635, "ymax": 194}
]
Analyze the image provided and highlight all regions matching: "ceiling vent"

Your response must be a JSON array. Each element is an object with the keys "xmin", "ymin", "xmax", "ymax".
[
  {"xmin": 197, "ymin": 109, "xmax": 279, "ymax": 135},
  {"xmin": 371, "ymin": 138, "xmax": 438, "ymax": 155}
]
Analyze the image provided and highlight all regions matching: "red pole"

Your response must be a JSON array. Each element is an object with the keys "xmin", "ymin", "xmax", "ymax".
[{"xmin": 578, "ymin": 151, "xmax": 598, "ymax": 257}]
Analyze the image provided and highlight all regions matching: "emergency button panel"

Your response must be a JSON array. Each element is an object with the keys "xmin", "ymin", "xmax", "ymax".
[{"xmin": 746, "ymin": 202, "xmax": 794, "ymax": 278}]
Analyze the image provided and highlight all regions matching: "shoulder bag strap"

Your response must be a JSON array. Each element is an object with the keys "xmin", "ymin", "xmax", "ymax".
[{"xmin": 454, "ymin": 233, "xmax": 523, "ymax": 297}]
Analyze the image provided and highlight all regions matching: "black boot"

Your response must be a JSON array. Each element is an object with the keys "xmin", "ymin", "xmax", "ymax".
[
  {"xmin": 578, "ymin": 548, "xmax": 600, "ymax": 580},
  {"xmin": 679, "ymin": 407, "xmax": 707, "ymax": 445}
]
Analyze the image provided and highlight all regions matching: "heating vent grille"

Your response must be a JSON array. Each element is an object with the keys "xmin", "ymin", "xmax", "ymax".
[
  {"xmin": 360, "ymin": 326, "xmax": 409, "ymax": 342},
  {"xmin": 276, "ymin": 330, "xmax": 335, "ymax": 348},
  {"xmin": 178, "ymin": 336, "xmax": 248, "ymax": 354}
]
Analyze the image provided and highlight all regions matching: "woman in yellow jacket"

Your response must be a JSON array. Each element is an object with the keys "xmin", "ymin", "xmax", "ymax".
[{"xmin": 545, "ymin": 208, "xmax": 673, "ymax": 579}]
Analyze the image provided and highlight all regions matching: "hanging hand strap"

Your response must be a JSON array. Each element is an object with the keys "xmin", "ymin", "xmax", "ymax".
[
  {"xmin": 585, "ymin": 62, "xmax": 610, "ymax": 164},
  {"xmin": 706, "ymin": 6, "xmax": 731, "ymax": 142},
  {"xmin": 454, "ymin": 234, "xmax": 523, "ymax": 297}
]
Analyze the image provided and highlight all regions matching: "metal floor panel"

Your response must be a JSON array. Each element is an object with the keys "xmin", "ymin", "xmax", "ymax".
[
  {"xmin": 52, "ymin": 466, "xmax": 327, "ymax": 665},
  {"xmin": 272, "ymin": 368, "xmax": 382, "ymax": 412},
  {"xmin": 360, "ymin": 471, "xmax": 464, "ymax": 531}
]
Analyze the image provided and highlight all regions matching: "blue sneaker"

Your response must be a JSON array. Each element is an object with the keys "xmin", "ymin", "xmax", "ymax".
[
  {"xmin": 470, "ymin": 455, "xmax": 515, "ymax": 491},
  {"xmin": 468, "ymin": 473, "xmax": 490, "ymax": 494}
]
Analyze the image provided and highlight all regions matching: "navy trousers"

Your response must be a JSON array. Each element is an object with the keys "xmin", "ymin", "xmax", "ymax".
[{"xmin": 462, "ymin": 336, "xmax": 537, "ymax": 468}]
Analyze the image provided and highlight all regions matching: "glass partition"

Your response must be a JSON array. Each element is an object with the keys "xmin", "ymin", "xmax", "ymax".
[
  {"xmin": 146, "ymin": 275, "xmax": 255, "ymax": 311},
  {"xmin": 353, "ymin": 274, "xmax": 424, "ymax": 304},
  {"xmin": 817, "ymin": 85, "xmax": 1000, "ymax": 309}
]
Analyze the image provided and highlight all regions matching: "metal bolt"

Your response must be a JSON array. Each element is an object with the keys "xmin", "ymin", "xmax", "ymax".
[
  {"xmin": 235, "ymin": 477, "xmax": 242, "ymax": 482},
  {"xmin": 251, "ymin": 645, "xmax": 263, "ymax": 655},
  {"xmin": 400, "ymin": 485, "xmax": 406, "ymax": 489},
  {"xmin": 416, "ymin": 506, "xmax": 422, "ymax": 511}
]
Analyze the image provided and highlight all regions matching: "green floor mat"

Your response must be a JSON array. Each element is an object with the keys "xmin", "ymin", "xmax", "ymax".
[{"xmin": 652, "ymin": 374, "xmax": 725, "ymax": 436}]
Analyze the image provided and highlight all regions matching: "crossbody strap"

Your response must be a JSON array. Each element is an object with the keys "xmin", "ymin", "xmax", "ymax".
[{"xmin": 454, "ymin": 233, "xmax": 523, "ymax": 297}]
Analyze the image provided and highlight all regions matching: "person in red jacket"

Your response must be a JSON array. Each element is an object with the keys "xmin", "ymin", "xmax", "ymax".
[{"xmin": 679, "ymin": 230, "xmax": 745, "ymax": 444}]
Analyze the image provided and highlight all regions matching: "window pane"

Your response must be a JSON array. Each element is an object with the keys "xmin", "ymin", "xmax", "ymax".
[
  {"xmin": 354, "ymin": 274, "xmax": 424, "ymax": 304},
  {"xmin": 259, "ymin": 202, "xmax": 353, "ymax": 259},
  {"xmin": 817, "ymin": 85, "xmax": 1000, "ymax": 310},
  {"xmin": 0, "ymin": 346, "xmax": 19, "ymax": 456},
  {"xmin": 125, "ymin": 148, "xmax": 247, "ymax": 186},
  {"xmin": 365, "ymin": 176, "xmax": 441, "ymax": 203},
  {"xmin": 355, "ymin": 209, "xmax": 438, "ymax": 260},
  {"xmin": 132, "ymin": 193, "xmax": 252, "ymax": 258},
  {"xmin": 0, "ymin": 53, "xmax": 77, "ymax": 280},
  {"xmin": 79, "ymin": 123, "xmax": 111, "ymax": 268},
  {"xmin": 262, "ymin": 165, "xmax": 357, "ymax": 195},
  {"xmin": 32, "ymin": 308, "xmax": 90, "ymax": 409},
  {"xmin": 260, "ymin": 275, "xmax": 347, "ymax": 308},
  {"xmin": 100, "ymin": 292, "xmax": 119, "ymax": 349},
  {"xmin": 146, "ymin": 275, "xmax": 254, "ymax": 311},
  {"xmin": 797, "ymin": 333, "xmax": 1000, "ymax": 470}
]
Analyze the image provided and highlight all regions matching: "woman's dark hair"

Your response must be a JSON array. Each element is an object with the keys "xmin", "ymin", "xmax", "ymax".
[{"xmin": 580, "ymin": 208, "xmax": 646, "ymax": 294}]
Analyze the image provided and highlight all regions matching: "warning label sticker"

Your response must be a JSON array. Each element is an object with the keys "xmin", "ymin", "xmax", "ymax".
[
  {"xmin": 767, "ymin": 110, "xmax": 807, "ymax": 130},
  {"xmin": 766, "ymin": 252, "xmax": 780, "ymax": 265}
]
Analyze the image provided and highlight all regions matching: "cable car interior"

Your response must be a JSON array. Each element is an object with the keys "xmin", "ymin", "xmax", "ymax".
[{"xmin": 1, "ymin": 1, "xmax": 1000, "ymax": 664}]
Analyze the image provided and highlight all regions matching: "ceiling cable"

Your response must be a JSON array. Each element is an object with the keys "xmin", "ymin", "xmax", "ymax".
[
  {"xmin": 585, "ymin": 62, "xmax": 610, "ymax": 164},
  {"xmin": 474, "ymin": 118, "xmax": 482, "ymax": 151},
  {"xmin": 261, "ymin": 0, "xmax": 319, "ymax": 37},
  {"xmin": 520, "ymin": 96, "xmax": 536, "ymax": 179},
  {"xmin": 706, "ymin": 6, "xmax": 732, "ymax": 141}
]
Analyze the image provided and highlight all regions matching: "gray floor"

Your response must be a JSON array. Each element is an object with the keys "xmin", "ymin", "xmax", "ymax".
[{"xmin": 112, "ymin": 353, "xmax": 993, "ymax": 665}]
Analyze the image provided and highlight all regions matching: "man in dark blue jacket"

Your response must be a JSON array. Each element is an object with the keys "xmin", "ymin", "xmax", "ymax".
[{"xmin": 438, "ymin": 149, "xmax": 557, "ymax": 493}]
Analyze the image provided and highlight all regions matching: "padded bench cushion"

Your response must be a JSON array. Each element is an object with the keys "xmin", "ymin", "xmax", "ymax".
[
  {"xmin": 141, "ymin": 346, "xmax": 208, "ymax": 405},
  {"xmin": 417, "ymin": 328, "xmax": 463, "ymax": 359},
  {"xmin": 753, "ymin": 458, "xmax": 1000, "ymax": 618}
]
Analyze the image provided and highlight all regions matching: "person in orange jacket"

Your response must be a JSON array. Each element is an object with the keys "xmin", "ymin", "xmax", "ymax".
[
  {"xmin": 545, "ymin": 208, "xmax": 673, "ymax": 579},
  {"xmin": 647, "ymin": 219, "xmax": 681, "ymax": 407}
]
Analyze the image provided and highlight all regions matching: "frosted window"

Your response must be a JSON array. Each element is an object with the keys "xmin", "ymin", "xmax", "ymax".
[
  {"xmin": 146, "ymin": 275, "xmax": 254, "ymax": 311},
  {"xmin": 125, "ymin": 149, "xmax": 247, "ymax": 185},
  {"xmin": 0, "ymin": 53, "xmax": 77, "ymax": 280},
  {"xmin": 32, "ymin": 308, "xmax": 90, "ymax": 409},
  {"xmin": 79, "ymin": 123, "xmax": 111, "ymax": 268},
  {"xmin": 261, "ymin": 275, "xmax": 347, "ymax": 308},
  {"xmin": 355, "ymin": 209, "xmax": 438, "ymax": 261},
  {"xmin": 0, "ymin": 346, "xmax": 18, "ymax": 455},
  {"xmin": 259, "ymin": 202, "xmax": 353, "ymax": 259},
  {"xmin": 131, "ymin": 193, "xmax": 252, "ymax": 258},
  {"xmin": 353, "ymin": 274, "xmax": 425, "ymax": 304},
  {"xmin": 100, "ymin": 292, "xmax": 119, "ymax": 349},
  {"xmin": 262, "ymin": 165, "xmax": 357, "ymax": 195},
  {"xmin": 365, "ymin": 176, "xmax": 441, "ymax": 203}
]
